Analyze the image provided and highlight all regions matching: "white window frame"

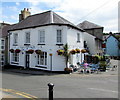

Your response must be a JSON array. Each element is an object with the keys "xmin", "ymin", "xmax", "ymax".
[
  {"xmin": 77, "ymin": 33, "xmax": 80, "ymax": 42},
  {"xmin": 25, "ymin": 32, "xmax": 30, "ymax": 44},
  {"xmin": 12, "ymin": 53, "xmax": 19, "ymax": 62},
  {"xmin": 57, "ymin": 29, "xmax": 62, "ymax": 44},
  {"xmin": 37, "ymin": 52, "xmax": 47, "ymax": 65},
  {"xmin": 38, "ymin": 30, "xmax": 45, "ymax": 44},
  {"xmin": 13, "ymin": 33, "xmax": 18, "ymax": 45}
]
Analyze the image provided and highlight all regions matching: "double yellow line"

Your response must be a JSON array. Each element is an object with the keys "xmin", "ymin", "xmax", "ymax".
[{"xmin": 0, "ymin": 88, "xmax": 38, "ymax": 100}]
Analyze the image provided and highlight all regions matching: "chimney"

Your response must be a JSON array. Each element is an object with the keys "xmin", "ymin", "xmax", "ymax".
[{"xmin": 19, "ymin": 8, "xmax": 31, "ymax": 22}]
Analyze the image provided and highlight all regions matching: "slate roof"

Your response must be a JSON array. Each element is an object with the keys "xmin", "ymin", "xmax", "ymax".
[
  {"xmin": 77, "ymin": 20, "xmax": 103, "ymax": 29},
  {"xmin": 9, "ymin": 11, "xmax": 84, "ymax": 32},
  {"xmin": 106, "ymin": 32, "xmax": 120, "ymax": 42}
]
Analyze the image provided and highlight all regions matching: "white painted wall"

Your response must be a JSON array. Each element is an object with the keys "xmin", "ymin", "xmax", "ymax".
[
  {"xmin": 83, "ymin": 32, "xmax": 96, "ymax": 55},
  {"xmin": 9, "ymin": 25, "xmax": 85, "ymax": 71}
]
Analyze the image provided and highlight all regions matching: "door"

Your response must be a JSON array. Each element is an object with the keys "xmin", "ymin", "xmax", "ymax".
[{"xmin": 25, "ymin": 53, "xmax": 30, "ymax": 69}]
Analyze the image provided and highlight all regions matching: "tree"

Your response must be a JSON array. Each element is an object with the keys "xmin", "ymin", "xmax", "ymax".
[{"xmin": 62, "ymin": 43, "xmax": 70, "ymax": 68}]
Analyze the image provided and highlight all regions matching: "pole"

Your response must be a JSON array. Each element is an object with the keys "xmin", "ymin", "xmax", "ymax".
[{"xmin": 48, "ymin": 83, "xmax": 54, "ymax": 100}]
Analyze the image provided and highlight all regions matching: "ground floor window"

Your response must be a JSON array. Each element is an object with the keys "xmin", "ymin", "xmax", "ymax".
[
  {"xmin": 37, "ymin": 52, "xmax": 47, "ymax": 65},
  {"xmin": 12, "ymin": 53, "xmax": 19, "ymax": 62},
  {"xmin": 1, "ymin": 54, "xmax": 4, "ymax": 66}
]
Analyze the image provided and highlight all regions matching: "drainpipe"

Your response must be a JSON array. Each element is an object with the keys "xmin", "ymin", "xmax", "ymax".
[{"xmin": 8, "ymin": 32, "xmax": 12, "ymax": 65}]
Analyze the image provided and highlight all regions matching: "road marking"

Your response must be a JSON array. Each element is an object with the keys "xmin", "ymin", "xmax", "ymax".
[
  {"xmin": 88, "ymin": 88, "xmax": 118, "ymax": 93},
  {"xmin": 0, "ymin": 88, "xmax": 38, "ymax": 99}
]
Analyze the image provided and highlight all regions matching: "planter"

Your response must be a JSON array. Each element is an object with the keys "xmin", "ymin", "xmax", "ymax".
[
  {"xmin": 81, "ymin": 49, "xmax": 86, "ymax": 53},
  {"xmin": 75, "ymin": 48, "xmax": 80, "ymax": 53},
  {"xmin": 9, "ymin": 49, "xmax": 14, "ymax": 53},
  {"xmin": 26, "ymin": 49, "xmax": 34, "ymax": 54},
  {"xmin": 35, "ymin": 50, "xmax": 42, "ymax": 55},
  {"xmin": 15, "ymin": 49, "xmax": 21, "ymax": 53},
  {"xmin": 57, "ymin": 50, "xmax": 64, "ymax": 55},
  {"xmin": 64, "ymin": 68, "xmax": 73, "ymax": 74},
  {"xmin": 70, "ymin": 49, "xmax": 76, "ymax": 54}
]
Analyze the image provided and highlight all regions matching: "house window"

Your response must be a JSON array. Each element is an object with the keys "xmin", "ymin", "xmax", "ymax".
[
  {"xmin": 38, "ymin": 30, "xmax": 45, "ymax": 44},
  {"xmin": 12, "ymin": 53, "xmax": 19, "ymax": 62},
  {"xmin": 1, "ymin": 40, "xmax": 5, "ymax": 49},
  {"xmin": 25, "ymin": 32, "xmax": 30, "ymax": 44},
  {"xmin": 57, "ymin": 30, "xmax": 62, "ymax": 44},
  {"xmin": 14, "ymin": 33, "xmax": 18, "ymax": 45},
  {"xmin": 77, "ymin": 33, "xmax": 80, "ymax": 42},
  {"xmin": 37, "ymin": 52, "xmax": 47, "ymax": 65}
]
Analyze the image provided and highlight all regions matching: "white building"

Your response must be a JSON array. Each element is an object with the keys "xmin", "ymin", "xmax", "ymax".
[{"xmin": 8, "ymin": 9, "xmax": 95, "ymax": 71}]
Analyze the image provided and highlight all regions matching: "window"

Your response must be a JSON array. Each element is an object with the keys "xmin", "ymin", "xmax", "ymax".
[
  {"xmin": 57, "ymin": 30, "xmax": 62, "ymax": 43},
  {"xmin": 37, "ymin": 52, "xmax": 47, "ymax": 65},
  {"xmin": 12, "ymin": 53, "xmax": 19, "ymax": 62},
  {"xmin": 1, "ymin": 40, "xmax": 5, "ymax": 49},
  {"xmin": 77, "ymin": 33, "xmax": 80, "ymax": 42},
  {"xmin": 14, "ymin": 33, "xmax": 18, "ymax": 45},
  {"xmin": 39, "ymin": 30, "xmax": 45, "ymax": 44},
  {"xmin": 25, "ymin": 32, "xmax": 30, "ymax": 44}
]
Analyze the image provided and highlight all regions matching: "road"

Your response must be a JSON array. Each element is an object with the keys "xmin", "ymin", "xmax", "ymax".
[{"xmin": 1, "ymin": 68, "xmax": 118, "ymax": 99}]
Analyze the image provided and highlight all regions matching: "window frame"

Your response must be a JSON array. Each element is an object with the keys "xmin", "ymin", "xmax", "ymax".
[
  {"xmin": 12, "ymin": 52, "xmax": 19, "ymax": 62},
  {"xmin": 77, "ymin": 33, "xmax": 80, "ymax": 43},
  {"xmin": 25, "ymin": 32, "xmax": 30, "ymax": 44},
  {"xmin": 13, "ymin": 33, "xmax": 18, "ymax": 45},
  {"xmin": 38, "ymin": 30, "xmax": 45, "ymax": 44},
  {"xmin": 56, "ymin": 29, "xmax": 62, "ymax": 44},
  {"xmin": 37, "ymin": 52, "xmax": 47, "ymax": 66}
]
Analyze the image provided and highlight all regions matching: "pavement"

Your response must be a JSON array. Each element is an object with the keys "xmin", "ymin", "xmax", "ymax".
[{"xmin": 1, "ymin": 59, "xmax": 119, "ymax": 99}]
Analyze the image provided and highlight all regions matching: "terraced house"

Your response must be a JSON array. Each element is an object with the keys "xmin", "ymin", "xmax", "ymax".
[{"xmin": 8, "ymin": 8, "xmax": 93, "ymax": 71}]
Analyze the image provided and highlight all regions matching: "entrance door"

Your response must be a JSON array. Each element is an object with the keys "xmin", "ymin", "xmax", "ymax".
[{"xmin": 25, "ymin": 53, "xmax": 30, "ymax": 69}]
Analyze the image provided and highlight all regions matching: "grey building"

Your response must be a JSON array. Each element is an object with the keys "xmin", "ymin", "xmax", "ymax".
[{"xmin": 77, "ymin": 20, "xmax": 104, "ymax": 55}]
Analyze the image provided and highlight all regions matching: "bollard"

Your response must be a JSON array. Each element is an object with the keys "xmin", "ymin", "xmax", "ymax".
[{"xmin": 48, "ymin": 83, "xmax": 54, "ymax": 100}]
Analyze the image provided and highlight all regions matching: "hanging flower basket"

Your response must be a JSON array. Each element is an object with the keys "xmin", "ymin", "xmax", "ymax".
[
  {"xmin": 57, "ymin": 50, "xmax": 64, "ymax": 55},
  {"xmin": 81, "ymin": 49, "xmax": 86, "ymax": 53},
  {"xmin": 15, "ymin": 49, "xmax": 21, "ymax": 53},
  {"xmin": 75, "ymin": 48, "xmax": 80, "ymax": 53},
  {"xmin": 26, "ymin": 49, "xmax": 34, "ymax": 54},
  {"xmin": 70, "ymin": 49, "xmax": 76, "ymax": 54},
  {"xmin": 9, "ymin": 49, "xmax": 14, "ymax": 53},
  {"xmin": 35, "ymin": 50, "xmax": 42, "ymax": 55}
]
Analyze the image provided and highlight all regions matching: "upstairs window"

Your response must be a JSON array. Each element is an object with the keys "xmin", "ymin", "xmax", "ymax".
[
  {"xmin": 57, "ymin": 30, "xmax": 62, "ymax": 44},
  {"xmin": 25, "ymin": 32, "xmax": 30, "ymax": 44},
  {"xmin": 13, "ymin": 33, "xmax": 18, "ymax": 45},
  {"xmin": 77, "ymin": 33, "xmax": 80, "ymax": 42},
  {"xmin": 38, "ymin": 30, "xmax": 45, "ymax": 44}
]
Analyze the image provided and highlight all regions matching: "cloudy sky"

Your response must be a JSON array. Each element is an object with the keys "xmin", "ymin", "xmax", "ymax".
[{"xmin": 0, "ymin": 0, "xmax": 119, "ymax": 33}]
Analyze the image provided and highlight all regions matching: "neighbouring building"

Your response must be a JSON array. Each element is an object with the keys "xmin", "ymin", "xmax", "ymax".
[
  {"xmin": 77, "ymin": 20, "xmax": 104, "ymax": 56},
  {"xmin": 104, "ymin": 32, "xmax": 120, "ymax": 58},
  {"xmin": 0, "ymin": 22, "xmax": 11, "ymax": 67},
  {"xmin": 8, "ymin": 9, "xmax": 93, "ymax": 71}
]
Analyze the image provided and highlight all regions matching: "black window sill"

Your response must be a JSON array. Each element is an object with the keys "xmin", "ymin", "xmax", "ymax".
[
  {"xmin": 56, "ymin": 44, "xmax": 63, "ymax": 46},
  {"xmin": 77, "ymin": 41, "xmax": 80, "ymax": 43},
  {"xmin": 13, "ymin": 44, "xmax": 18, "ymax": 46},
  {"xmin": 38, "ymin": 44, "xmax": 45, "ymax": 45},
  {"xmin": 35, "ymin": 66, "xmax": 47, "ymax": 69},
  {"xmin": 24, "ymin": 44, "xmax": 30, "ymax": 45},
  {"xmin": 11, "ymin": 62, "xmax": 19, "ymax": 64}
]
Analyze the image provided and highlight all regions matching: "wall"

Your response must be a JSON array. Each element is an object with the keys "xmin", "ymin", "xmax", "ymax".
[
  {"xmin": 83, "ymin": 32, "xmax": 96, "ymax": 55},
  {"xmin": 9, "ymin": 25, "xmax": 85, "ymax": 71},
  {"xmin": 106, "ymin": 36, "xmax": 119, "ymax": 56}
]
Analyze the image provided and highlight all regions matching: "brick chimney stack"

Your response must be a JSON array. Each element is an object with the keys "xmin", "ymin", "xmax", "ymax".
[{"xmin": 19, "ymin": 8, "xmax": 31, "ymax": 22}]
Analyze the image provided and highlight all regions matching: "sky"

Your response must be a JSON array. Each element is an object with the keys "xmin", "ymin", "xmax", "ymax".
[{"xmin": 0, "ymin": 0, "xmax": 119, "ymax": 33}]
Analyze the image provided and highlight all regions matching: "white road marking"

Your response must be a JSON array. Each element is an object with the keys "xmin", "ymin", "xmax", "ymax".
[{"xmin": 88, "ymin": 88, "xmax": 118, "ymax": 93}]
